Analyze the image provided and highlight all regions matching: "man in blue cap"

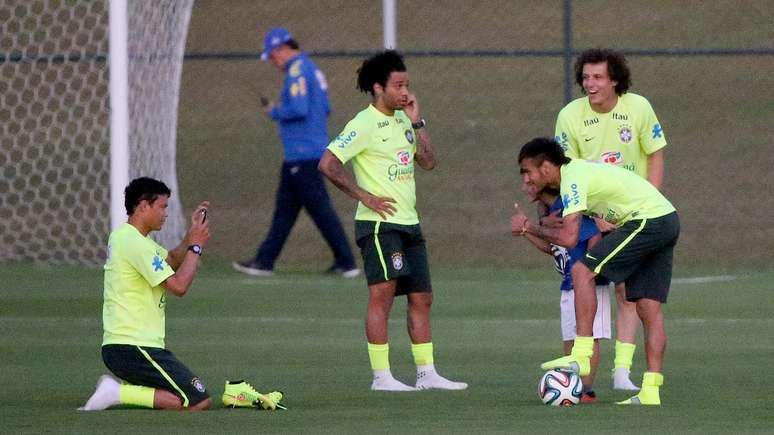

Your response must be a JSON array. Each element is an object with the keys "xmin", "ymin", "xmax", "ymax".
[{"xmin": 234, "ymin": 28, "xmax": 359, "ymax": 278}]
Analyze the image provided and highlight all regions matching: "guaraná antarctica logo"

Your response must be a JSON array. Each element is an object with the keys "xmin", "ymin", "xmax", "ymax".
[{"xmin": 387, "ymin": 149, "xmax": 414, "ymax": 182}]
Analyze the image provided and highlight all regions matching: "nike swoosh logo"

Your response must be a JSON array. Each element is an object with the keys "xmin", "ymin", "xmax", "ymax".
[
  {"xmin": 586, "ymin": 254, "xmax": 597, "ymax": 260},
  {"xmin": 584, "ymin": 137, "xmax": 594, "ymax": 142},
  {"xmin": 382, "ymin": 138, "xmax": 389, "ymax": 142}
]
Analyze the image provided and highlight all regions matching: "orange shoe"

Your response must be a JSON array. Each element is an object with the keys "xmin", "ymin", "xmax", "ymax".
[{"xmin": 580, "ymin": 391, "xmax": 597, "ymax": 404}]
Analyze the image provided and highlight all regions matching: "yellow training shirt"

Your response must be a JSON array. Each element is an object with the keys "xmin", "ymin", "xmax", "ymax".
[
  {"xmin": 102, "ymin": 223, "xmax": 174, "ymax": 348},
  {"xmin": 328, "ymin": 105, "xmax": 419, "ymax": 225},
  {"xmin": 555, "ymin": 93, "xmax": 666, "ymax": 179},
  {"xmin": 560, "ymin": 159, "xmax": 675, "ymax": 225}
]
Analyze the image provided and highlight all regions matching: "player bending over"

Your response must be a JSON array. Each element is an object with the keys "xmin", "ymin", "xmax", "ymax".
[
  {"xmin": 514, "ymin": 183, "xmax": 612, "ymax": 403},
  {"xmin": 512, "ymin": 138, "xmax": 679, "ymax": 405}
]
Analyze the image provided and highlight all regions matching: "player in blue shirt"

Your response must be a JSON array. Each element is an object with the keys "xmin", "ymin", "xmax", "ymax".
[
  {"xmin": 513, "ymin": 184, "xmax": 611, "ymax": 403},
  {"xmin": 234, "ymin": 28, "xmax": 358, "ymax": 278}
]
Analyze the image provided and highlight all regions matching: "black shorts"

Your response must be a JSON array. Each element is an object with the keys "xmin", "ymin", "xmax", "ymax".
[
  {"xmin": 102, "ymin": 344, "xmax": 209, "ymax": 407},
  {"xmin": 581, "ymin": 212, "xmax": 680, "ymax": 303},
  {"xmin": 355, "ymin": 220, "xmax": 432, "ymax": 296}
]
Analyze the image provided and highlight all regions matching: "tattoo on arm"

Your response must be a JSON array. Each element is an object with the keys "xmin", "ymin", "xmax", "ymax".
[
  {"xmin": 321, "ymin": 154, "xmax": 365, "ymax": 201},
  {"xmin": 530, "ymin": 212, "xmax": 581, "ymax": 248},
  {"xmin": 414, "ymin": 128, "xmax": 436, "ymax": 170}
]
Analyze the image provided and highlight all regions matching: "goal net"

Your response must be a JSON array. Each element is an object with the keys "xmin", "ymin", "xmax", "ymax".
[{"xmin": 0, "ymin": 0, "xmax": 194, "ymax": 265}]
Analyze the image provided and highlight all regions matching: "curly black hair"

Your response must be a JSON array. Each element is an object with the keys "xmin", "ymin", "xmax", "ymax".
[
  {"xmin": 574, "ymin": 48, "xmax": 631, "ymax": 96},
  {"xmin": 124, "ymin": 177, "xmax": 171, "ymax": 215},
  {"xmin": 356, "ymin": 50, "xmax": 406, "ymax": 95},
  {"xmin": 518, "ymin": 137, "xmax": 571, "ymax": 167}
]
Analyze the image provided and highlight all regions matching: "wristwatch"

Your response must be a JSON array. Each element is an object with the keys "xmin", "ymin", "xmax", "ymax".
[
  {"xmin": 187, "ymin": 244, "xmax": 202, "ymax": 256},
  {"xmin": 411, "ymin": 118, "xmax": 426, "ymax": 129}
]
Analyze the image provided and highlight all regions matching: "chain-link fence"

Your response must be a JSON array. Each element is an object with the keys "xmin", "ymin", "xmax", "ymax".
[
  {"xmin": 178, "ymin": 1, "xmax": 773, "ymax": 271},
  {"xmin": 2, "ymin": 1, "xmax": 771, "ymax": 269}
]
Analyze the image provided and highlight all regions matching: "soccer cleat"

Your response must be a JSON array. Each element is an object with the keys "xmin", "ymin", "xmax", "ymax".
[
  {"xmin": 232, "ymin": 260, "xmax": 274, "ymax": 277},
  {"xmin": 222, "ymin": 380, "xmax": 285, "ymax": 410},
  {"xmin": 415, "ymin": 370, "xmax": 468, "ymax": 391},
  {"xmin": 540, "ymin": 354, "xmax": 590, "ymax": 377},
  {"xmin": 612, "ymin": 367, "xmax": 640, "ymax": 391},
  {"xmin": 580, "ymin": 390, "xmax": 597, "ymax": 404},
  {"xmin": 325, "ymin": 264, "xmax": 361, "ymax": 278},
  {"xmin": 616, "ymin": 387, "xmax": 660, "ymax": 405},
  {"xmin": 617, "ymin": 372, "xmax": 662, "ymax": 405},
  {"xmin": 371, "ymin": 375, "xmax": 417, "ymax": 392},
  {"xmin": 78, "ymin": 374, "xmax": 121, "ymax": 411},
  {"xmin": 265, "ymin": 391, "xmax": 287, "ymax": 410}
]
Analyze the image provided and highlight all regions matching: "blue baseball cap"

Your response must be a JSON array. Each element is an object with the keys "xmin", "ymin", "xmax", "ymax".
[{"xmin": 260, "ymin": 27, "xmax": 292, "ymax": 61}]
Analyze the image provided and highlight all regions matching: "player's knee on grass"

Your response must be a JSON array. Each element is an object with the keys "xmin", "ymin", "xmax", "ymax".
[
  {"xmin": 190, "ymin": 397, "xmax": 212, "ymax": 411},
  {"xmin": 154, "ymin": 389, "xmax": 184, "ymax": 410}
]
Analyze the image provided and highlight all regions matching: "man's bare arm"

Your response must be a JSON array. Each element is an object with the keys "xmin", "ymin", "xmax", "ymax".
[
  {"xmin": 414, "ymin": 128, "xmax": 436, "ymax": 170},
  {"xmin": 526, "ymin": 212, "xmax": 582, "ymax": 248},
  {"xmin": 647, "ymin": 149, "xmax": 664, "ymax": 190},
  {"xmin": 319, "ymin": 150, "xmax": 367, "ymax": 201},
  {"xmin": 161, "ymin": 252, "xmax": 201, "ymax": 297},
  {"xmin": 318, "ymin": 150, "xmax": 396, "ymax": 219}
]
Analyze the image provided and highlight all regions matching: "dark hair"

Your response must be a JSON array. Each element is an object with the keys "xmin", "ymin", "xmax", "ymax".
[
  {"xmin": 356, "ymin": 50, "xmax": 406, "ymax": 95},
  {"xmin": 542, "ymin": 187, "xmax": 560, "ymax": 197},
  {"xmin": 124, "ymin": 177, "xmax": 171, "ymax": 215},
  {"xmin": 518, "ymin": 137, "xmax": 571, "ymax": 166},
  {"xmin": 574, "ymin": 48, "xmax": 631, "ymax": 95},
  {"xmin": 285, "ymin": 38, "xmax": 299, "ymax": 50}
]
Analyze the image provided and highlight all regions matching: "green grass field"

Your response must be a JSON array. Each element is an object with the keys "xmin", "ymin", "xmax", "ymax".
[{"xmin": 2, "ymin": 262, "xmax": 772, "ymax": 434}]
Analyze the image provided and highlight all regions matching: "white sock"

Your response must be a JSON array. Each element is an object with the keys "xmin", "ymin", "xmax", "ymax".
[
  {"xmin": 416, "ymin": 363, "xmax": 436, "ymax": 376},
  {"xmin": 78, "ymin": 374, "xmax": 121, "ymax": 411},
  {"xmin": 613, "ymin": 367, "xmax": 640, "ymax": 391},
  {"xmin": 415, "ymin": 365, "xmax": 468, "ymax": 390}
]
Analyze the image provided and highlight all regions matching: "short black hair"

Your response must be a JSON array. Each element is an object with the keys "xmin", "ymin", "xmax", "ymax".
[
  {"xmin": 518, "ymin": 137, "xmax": 571, "ymax": 167},
  {"xmin": 356, "ymin": 50, "xmax": 406, "ymax": 95},
  {"xmin": 574, "ymin": 48, "xmax": 631, "ymax": 95},
  {"xmin": 285, "ymin": 38, "xmax": 299, "ymax": 50},
  {"xmin": 124, "ymin": 177, "xmax": 171, "ymax": 215}
]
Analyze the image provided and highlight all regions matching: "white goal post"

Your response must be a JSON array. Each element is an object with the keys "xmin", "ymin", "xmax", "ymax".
[{"xmin": 0, "ymin": 0, "xmax": 193, "ymax": 265}]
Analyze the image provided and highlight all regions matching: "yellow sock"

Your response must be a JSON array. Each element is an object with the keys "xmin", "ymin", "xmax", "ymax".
[
  {"xmin": 119, "ymin": 384, "xmax": 155, "ymax": 408},
  {"xmin": 411, "ymin": 342, "xmax": 434, "ymax": 366},
  {"xmin": 614, "ymin": 340, "xmax": 636, "ymax": 370},
  {"xmin": 643, "ymin": 372, "xmax": 664, "ymax": 387},
  {"xmin": 367, "ymin": 343, "xmax": 390, "ymax": 371},
  {"xmin": 572, "ymin": 336, "xmax": 594, "ymax": 358}
]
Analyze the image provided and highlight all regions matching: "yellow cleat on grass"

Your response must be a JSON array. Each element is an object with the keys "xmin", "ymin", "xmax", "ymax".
[
  {"xmin": 617, "ymin": 372, "xmax": 663, "ymax": 406},
  {"xmin": 222, "ymin": 380, "xmax": 286, "ymax": 410}
]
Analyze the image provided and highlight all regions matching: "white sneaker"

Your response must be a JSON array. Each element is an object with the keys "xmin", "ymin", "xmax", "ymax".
[
  {"xmin": 341, "ymin": 268, "xmax": 361, "ymax": 278},
  {"xmin": 78, "ymin": 374, "xmax": 121, "ymax": 411},
  {"xmin": 415, "ymin": 370, "xmax": 468, "ymax": 391},
  {"xmin": 612, "ymin": 367, "xmax": 640, "ymax": 391},
  {"xmin": 232, "ymin": 260, "xmax": 274, "ymax": 277},
  {"xmin": 326, "ymin": 265, "xmax": 361, "ymax": 278},
  {"xmin": 371, "ymin": 371, "xmax": 417, "ymax": 392}
]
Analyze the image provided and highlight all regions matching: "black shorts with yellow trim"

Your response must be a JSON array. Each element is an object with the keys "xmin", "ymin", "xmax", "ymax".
[
  {"xmin": 581, "ymin": 212, "xmax": 680, "ymax": 303},
  {"xmin": 102, "ymin": 344, "xmax": 209, "ymax": 407},
  {"xmin": 355, "ymin": 220, "xmax": 432, "ymax": 295}
]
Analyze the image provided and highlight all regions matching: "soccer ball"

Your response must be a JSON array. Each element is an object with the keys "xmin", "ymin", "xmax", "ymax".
[{"xmin": 537, "ymin": 369, "xmax": 582, "ymax": 406}]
